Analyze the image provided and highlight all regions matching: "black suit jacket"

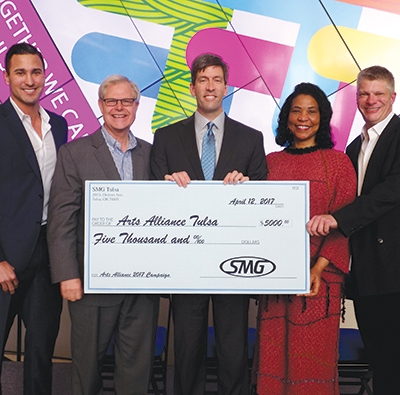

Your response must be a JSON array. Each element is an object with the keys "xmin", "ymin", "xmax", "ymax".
[
  {"xmin": 0, "ymin": 99, "xmax": 67, "ymax": 276},
  {"xmin": 333, "ymin": 114, "xmax": 400, "ymax": 296},
  {"xmin": 151, "ymin": 113, "xmax": 267, "ymax": 181},
  {"xmin": 0, "ymin": 98, "xmax": 67, "ymax": 353}
]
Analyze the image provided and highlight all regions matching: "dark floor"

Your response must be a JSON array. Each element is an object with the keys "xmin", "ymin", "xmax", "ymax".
[
  {"xmin": 1, "ymin": 361, "xmax": 372, "ymax": 395},
  {"xmin": 1, "ymin": 361, "xmax": 173, "ymax": 395},
  {"xmin": 1, "ymin": 361, "xmax": 73, "ymax": 395}
]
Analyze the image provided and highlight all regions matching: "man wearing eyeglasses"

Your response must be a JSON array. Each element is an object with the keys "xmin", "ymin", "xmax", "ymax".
[{"xmin": 47, "ymin": 75, "xmax": 159, "ymax": 395}]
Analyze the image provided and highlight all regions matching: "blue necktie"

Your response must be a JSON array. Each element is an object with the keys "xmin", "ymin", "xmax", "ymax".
[{"xmin": 201, "ymin": 122, "xmax": 216, "ymax": 180}]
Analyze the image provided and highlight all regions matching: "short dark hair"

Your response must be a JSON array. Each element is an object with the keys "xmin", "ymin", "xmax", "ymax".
[
  {"xmin": 5, "ymin": 43, "xmax": 44, "ymax": 74},
  {"xmin": 275, "ymin": 82, "xmax": 334, "ymax": 149},
  {"xmin": 190, "ymin": 53, "xmax": 228, "ymax": 85}
]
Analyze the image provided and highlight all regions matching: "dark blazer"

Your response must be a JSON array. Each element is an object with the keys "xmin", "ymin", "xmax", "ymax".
[
  {"xmin": 151, "ymin": 113, "xmax": 268, "ymax": 181},
  {"xmin": 150, "ymin": 113, "xmax": 267, "ymax": 395},
  {"xmin": 0, "ymin": 99, "xmax": 67, "ymax": 276},
  {"xmin": 333, "ymin": 114, "xmax": 400, "ymax": 296},
  {"xmin": 47, "ymin": 128, "xmax": 152, "ymax": 306},
  {"xmin": 0, "ymin": 100, "xmax": 68, "ymax": 358}
]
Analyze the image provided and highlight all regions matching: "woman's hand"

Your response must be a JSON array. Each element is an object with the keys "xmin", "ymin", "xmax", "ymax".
[{"xmin": 298, "ymin": 256, "xmax": 329, "ymax": 297}]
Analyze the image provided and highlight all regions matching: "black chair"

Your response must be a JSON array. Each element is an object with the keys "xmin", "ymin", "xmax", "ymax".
[{"xmin": 338, "ymin": 328, "xmax": 373, "ymax": 395}]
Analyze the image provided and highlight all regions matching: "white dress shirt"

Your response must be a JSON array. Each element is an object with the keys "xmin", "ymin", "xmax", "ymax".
[
  {"xmin": 357, "ymin": 112, "xmax": 394, "ymax": 195},
  {"xmin": 10, "ymin": 98, "xmax": 57, "ymax": 224}
]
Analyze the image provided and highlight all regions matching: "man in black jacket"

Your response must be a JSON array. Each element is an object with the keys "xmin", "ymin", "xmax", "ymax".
[
  {"xmin": 0, "ymin": 43, "xmax": 67, "ymax": 395},
  {"xmin": 151, "ymin": 53, "xmax": 267, "ymax": 395},
  {"xmin": 307, "ymin": 65, "xmax": 400, "ymax": 395}
]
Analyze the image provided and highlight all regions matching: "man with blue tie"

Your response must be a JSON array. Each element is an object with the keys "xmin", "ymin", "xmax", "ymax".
[{"xmin": 151, "ymin": 53, "xmax": 267, "ymax": 395}]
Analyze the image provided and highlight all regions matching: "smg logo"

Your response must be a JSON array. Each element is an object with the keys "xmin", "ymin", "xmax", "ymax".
[{"xmin": 219, "ymin": 256, "xmax": 276, "ymax": 278}]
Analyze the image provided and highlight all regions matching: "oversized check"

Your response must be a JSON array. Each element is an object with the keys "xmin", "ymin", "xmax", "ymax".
[{"xmin": 84, "ymin": 181, "xmax": 310, "ymax": 294}]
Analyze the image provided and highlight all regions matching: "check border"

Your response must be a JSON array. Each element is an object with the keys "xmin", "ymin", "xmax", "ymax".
[{"xmin": 84, "ymin": 181, "xmax": 310, "ymax": 294}]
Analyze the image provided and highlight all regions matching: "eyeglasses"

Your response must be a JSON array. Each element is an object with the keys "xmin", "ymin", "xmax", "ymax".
[{"xmin": 101, "ymin": 98, "xmax": 137, "ymax": 107}]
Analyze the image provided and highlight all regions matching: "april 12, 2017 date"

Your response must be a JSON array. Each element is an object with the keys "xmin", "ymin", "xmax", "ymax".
[
  {"xmin": 259, "ymin": 219, "xmax": 292, "ymax": 227},
  {"xmin": 229, "ymin": 197, "xmax": 276, "ymax": 206}
]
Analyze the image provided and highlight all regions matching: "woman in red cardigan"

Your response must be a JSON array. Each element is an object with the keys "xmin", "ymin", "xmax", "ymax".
[{"xmin": 256, "ymin": 83, "xmax": 356, "ymax": 395}]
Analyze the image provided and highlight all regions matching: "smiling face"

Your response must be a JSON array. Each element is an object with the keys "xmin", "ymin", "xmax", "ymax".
[
  {"xmin": 189, "ymin": 65, "xmax": 228, "ymax": 120},
  {"xmin": 4, "ymin": 53, "xmax": 44, "ymax": 113},
  {"xmin": 287, "ymin": 94, "xmax": 320, "ymax": 148},
  {"xmin": 98, "ymin": 81, "xmax": 139, "ymax": 138},
  {"xmin": 357, "ymin": 78, "xmax": 396, "ymax": 129}
]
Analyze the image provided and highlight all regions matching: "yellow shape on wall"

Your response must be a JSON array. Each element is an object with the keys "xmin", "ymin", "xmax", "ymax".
[{"xmin": 308, "ymin": 25, "xmax": 400, "ymax": 83}]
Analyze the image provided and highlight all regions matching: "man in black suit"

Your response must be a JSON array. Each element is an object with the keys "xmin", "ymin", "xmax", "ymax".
[
  {"xmin": 151, "ymin": 53, "xmax": 267, "ymax": 395},
  {"xmin": 307, "ymin": 65, "xmax": 400, "ymax": 395},
  {"xmin": 0, "ymin": 43, "xmax": 67, "ymax": 394},
  {"xmin": 47, "ymin": 75, "xmax": 159, "ymax": 395}
]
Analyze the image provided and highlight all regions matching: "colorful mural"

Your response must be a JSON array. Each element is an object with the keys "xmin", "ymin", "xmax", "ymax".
[{"xmin": 1, "ymin": 0, "xmax": 400, "ymax": 152}]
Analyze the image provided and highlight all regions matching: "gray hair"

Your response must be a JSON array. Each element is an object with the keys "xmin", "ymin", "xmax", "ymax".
[{"xmin": 98, "ymin": 75, "xmax": 141, "ymax": 101}]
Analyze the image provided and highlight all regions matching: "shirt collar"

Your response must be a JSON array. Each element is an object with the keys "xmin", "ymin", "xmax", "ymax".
[
  {"xmin": 10, "ymin": 96, "xmax": 50, "ymax": 124},
  {"xmin": 194, "ymin": 111, "xmax": 225, "ymax": 133},
  {"xmin": 101, "ymin": 125, "xmax": 137, "ymax": 151},
  {"xmin": 363, "ymin": 111, "xmax": 394, "ymax": 138}
]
